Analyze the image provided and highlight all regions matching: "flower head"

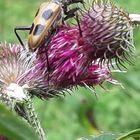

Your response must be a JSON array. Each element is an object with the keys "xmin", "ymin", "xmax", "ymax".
[
  {"xmin": 0, "ymin": 43, "xmax": 48, "ymax": 100},
  {"xmin": 35, "ymin": 25, "xmax": 118, "ymax": 98}
]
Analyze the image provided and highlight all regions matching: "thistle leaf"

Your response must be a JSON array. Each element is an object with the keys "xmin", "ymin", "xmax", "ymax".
[{"xmin": 77, "ymin": 133, "xmax": 121, "ymax": 140}]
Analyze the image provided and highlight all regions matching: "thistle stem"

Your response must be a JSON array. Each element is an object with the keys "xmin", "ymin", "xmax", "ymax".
[
  {"xmin": 0, "ymin": 91, "xmax": 47, "ymax": 140},
  {"xmin": 24, "ymin": 91, "xmax": 47, "ymax": 140}
]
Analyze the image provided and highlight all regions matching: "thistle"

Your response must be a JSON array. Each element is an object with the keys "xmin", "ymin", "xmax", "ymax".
[
  {"xmin": 0, "ymin": 39, "xmax": 115, "ymax": 140},
  {"xmin": 80, "ymin": 0, "xmax": 135, "ymax": 68},
  {"xmin": 0, "ymin": 42, "xmax": 53, "ymax": 99},
  {"xmin": 36, "ymin": 25, "xmax": 119, "ymax": 98},
  {"xmin": 0, "ymin": 42, "xmax": 34, "ymax": 100},
  {"xmin": 1, "ymin": 1, "xmax": 138, "ymax": 140},
  {"xmin": 0, "ymin": 1, "xmax": 136, "ymax": 99},
  {"xmin": 0, "ymin": 43, "xmax": 46, "ymax": 140}
]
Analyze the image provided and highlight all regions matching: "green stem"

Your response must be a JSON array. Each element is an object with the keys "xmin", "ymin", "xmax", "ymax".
[
  {"xmin": 0, "ymin": 91, "xmax": 47, "ymax": 140},
  {"xmin": 24, "ymin": 91, "xmax": 46, "ymax": 140}
]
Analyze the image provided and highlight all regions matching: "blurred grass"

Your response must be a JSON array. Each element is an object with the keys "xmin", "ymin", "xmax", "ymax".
[{"xmin": 0, "ymin": 0, "xmax": 140, "ymax": 140}]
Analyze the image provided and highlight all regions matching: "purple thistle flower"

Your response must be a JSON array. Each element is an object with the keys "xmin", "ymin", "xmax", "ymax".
[
  {"xmin": 35, "ymin": 25, "xmax": 119, "ymax": 98},
  {"xmin": 0, "ymin": 40, "xmax": 114, "ymax": 100},
  {"xmin": 80, "ymin": 0, "xmax": 135, "ymax": 68}
]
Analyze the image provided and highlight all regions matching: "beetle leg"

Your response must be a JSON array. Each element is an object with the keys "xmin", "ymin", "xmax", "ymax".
[
  {"xmin": 14, "ymin": 26, "xmax": 31, "ymax": 47},
  {"xmin": 44, "ymin": 28, "xmax": 57, "ymax": 73},
  {"xmin": 75, "ymin": 13, "xmax": 83, "ymax": 37}
]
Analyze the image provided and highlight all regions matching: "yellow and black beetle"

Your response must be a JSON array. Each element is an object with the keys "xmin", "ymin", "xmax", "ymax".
[{"xmin": 14, "ymin": 0, "xmax": 83, "ymax": 50}]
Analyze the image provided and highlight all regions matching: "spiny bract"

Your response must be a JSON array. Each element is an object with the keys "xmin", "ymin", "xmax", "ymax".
[{"xmin": 80, "ymin": 0, "xmax": 135, "ymax": 68}]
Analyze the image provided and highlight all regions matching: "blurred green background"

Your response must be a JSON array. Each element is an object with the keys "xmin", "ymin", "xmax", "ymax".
[{"xmin": 0, "ymin": 0, "xmax": 140, "ymax": 140}]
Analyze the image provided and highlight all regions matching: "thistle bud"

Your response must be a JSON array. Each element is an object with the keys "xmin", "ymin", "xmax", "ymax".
[{"xmin": 80, "ymin": 0, "xmax": 135, "ymax": 67}]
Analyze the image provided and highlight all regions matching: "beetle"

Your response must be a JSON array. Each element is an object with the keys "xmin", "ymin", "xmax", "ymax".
[
  {"xmin": 14, "ymin": 0, "xmax": 83, "ymax": 73},
  {"xmin": 14, "ymin": 0, "xmax": 83, "ymax": 50}
]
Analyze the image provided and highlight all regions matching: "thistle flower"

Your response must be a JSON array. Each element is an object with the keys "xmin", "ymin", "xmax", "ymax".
[
  {"xmin": 0, "ymin": 43, "xmax": 47, "ymax": 140},
  {"xmin": 0, "ymin": 42, "xmax": 47, "ymax": 100},
  {"xmin": 80, "ymin": 0, "xmax": 135, "ymax": 67},
  {"xmin": 36, "ymin": 25, "xmax": 118, "ymax": 98}
]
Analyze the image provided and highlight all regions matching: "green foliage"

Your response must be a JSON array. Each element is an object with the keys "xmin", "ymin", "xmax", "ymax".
[{"xmin": 0, "ymin": 103, "xmax": 39, "ymax": 140}]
